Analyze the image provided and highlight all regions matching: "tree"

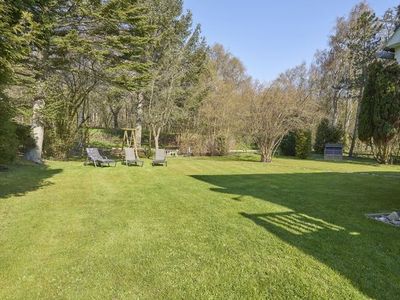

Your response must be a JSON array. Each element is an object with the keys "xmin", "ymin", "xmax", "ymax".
[
  {"xmin": 311, "ymin": 17, "xmax": 352, "ymax": 129},
  {"xmin": 15, "ymin": 0, "xmax": 153, "ymax": 158},
  {"xmin": 193, "ymin": 44, "xmax": 250, "ymax": 155},
  {"xmin": 105, "ymin": 88, "xmax": 125, "ymax": 129},
  {"xmin": 346, "ymin": 4, "xmax": 382, "ymax": 157},
  {"xmin": 246, "ymin": 65, "xmax": 316, "ymax": 162},
  {"xmin": 176, "ymin": 43, "xmax": 256, "ymax": 156},
  {"xmin": 314, "ymin": 118, "xmax": 343, "ymax": 154},
  {"xmin": 311, "ymin": 3, "xmax": 394, "ymax": 155},
  {"xmin": 0, "ymin": 1, "xmax": 35, "ymax": 162},
  {"xmin": 380, "ymin": 5, "xmax": 400, "ymax": 45},
  {"xmin": 295, "ymin": 130, "xmax": 312, "ymax": 159},
  {"xmin": 143, "ymin": 0, "xmax": 207, "ymax": 150},
  {"xmin": 358, "ymin": 61, "xmax": 400, "ymax": 164},
  {"xmin": 280, "ymin": 132, "xmax": 296, "ymax": 156}
]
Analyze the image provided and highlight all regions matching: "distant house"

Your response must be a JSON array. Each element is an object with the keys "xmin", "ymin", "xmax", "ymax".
[{"xmin": 379, "ymin": 26, "xmax": 400, "ymax": 63}]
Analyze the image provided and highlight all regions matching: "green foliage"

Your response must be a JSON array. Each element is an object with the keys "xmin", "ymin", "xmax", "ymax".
[
  {"xmin": 143, "ymin": 0, "xmax": 208, "ymax": 147},
  {"xmin": 0, "ymin": 98, "xmax": 18, "ymax": 163},
  {"xmin": 15, "ymin": 124, "xmax": 36, "ymax": 153},
  {"xmin": 41, "ymin": 75, "xmax": 86, "ymax": 159},
  {"xmin": 0, "ymin": 1, "xmax": 36, "ymax": 163},
  {"xmin": 280, "ymin": 130, "xmax": 312, "ymax": 159},
  {"xmin": 0, "ymin": 98, "xmax": 35, "ymax": 164},
  {"xmin": 295, "ymin": 130, "xmax": 312, "ymax": 159},
  {"xmin": 94, "ymin": 0, "xmax": 154, "ymax": 90},
  {"xmin": 314, "ymin": 119, "xmax": 344, "ymax": 154},
  {"xmin": 0, "ymin": 0, "xmax": 212, "ymax": 160},
  {"xmin": 358, "ymin": 61, "xmax": 400, "ymax": 164},
  {"xmin": 0, "ymin": 1, "xmax": 34, "ymax": 86},
  {"xmin": 345, "ymin": 5, "xmax": 382, "ymax": 157},
  {"xmin": 12, "ymin": 0, "xmax": 154, "ymax": 159},
  {"xmin": 280, "ymin": 132, "xmax": 296, "ymax": 156},
  {"xmin": 347, "ymin": 7, "xmax": 381, "ymax": 85},
  {"xmin": 215, "ymin": 135, "xmax": 229, "ymax": 156},
  {"xmin": 87, "ymin": 128, "xmax": 124, "ymax": 149}
]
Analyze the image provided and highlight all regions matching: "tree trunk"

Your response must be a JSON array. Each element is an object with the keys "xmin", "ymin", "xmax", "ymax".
[
  {"xmin": 343, "ymin": 99, "xmax": 353, "ymax": 147},
  {"xmin": 109, "ymin": 102, "xmax": 121, "ymax": 129},
  {"xmin": 153, "ymin": 126, "xmax": 161, "ymax": 151},
  {"xmin": 373, "ymin": 140, "xmax": 392, "ymax": 164},
  {"xmin": 26, "ymin": 99, "xmax": 45, "ymax": 164},
  {"xmin": 111, "ymin": 111, "xmax": 119, "ymax": 129},
  {"xmin": 135, "ymin": 92, "xmax": 143, "ymax": 148},
  {"xmin": 260, "ymin": 144, "xmax": 273, "ymax": 163},
  {"xmin": 349, "ymin": 87, "xmax": 364, "ymax": 157},
  {"xmin": 331, "ymin": 92, "xmax": 339, "ymax": 127},
  {"xmin": 148, "ymin": 129, "xmax": 152, "ymax": 158},
  {"xmin": 77, "ymin": 98, "xmax": 90, "ymax": 152},
  {"xmin": 154, "ymin": 135, "xmax": 159, "ymax": 151}
]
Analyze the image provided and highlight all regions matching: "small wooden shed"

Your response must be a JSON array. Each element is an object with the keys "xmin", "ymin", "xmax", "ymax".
[{"xmin": 324, "ymin": 144, "xmax": 343, "ymax": 160}]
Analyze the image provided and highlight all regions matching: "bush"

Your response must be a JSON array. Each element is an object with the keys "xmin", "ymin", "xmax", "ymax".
[
  {"xmin": 87, "ymin": 128, "xmax": 123, "ymax": 149},
  {"xmin": 178, "ymin": 132, "xmax": 207, "ymax": 155},
  {"xmin": 295, "ymin": 130, "xmax": 312, "ymax": 159},
  {"xmin": 0, "ymin": 120, "xmax": 18, "ymax": 163},
  {"xmin": 15, "ymin": 124, "xmax": 36, "ymax": 153},
  {"xmin": 314, "ymin": 119, "xmax": 343, "ymax": 154},
  {"xmin": 215, "ymin": 135, "xmax": 229, "ymax": 156},
  {"xmin": 0, "ymin": 98, "xmax": 18, "ymax": 163},
  {"xmin": 280, "ymin": 131, "xmax": 311, "ymax": 159},
  {"xmin": 280, "ymin": 132, "xmax": 296, "ymax": 156}
]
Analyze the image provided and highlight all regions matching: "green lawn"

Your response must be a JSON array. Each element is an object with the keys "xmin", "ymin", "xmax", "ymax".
[{"xmin": 1, "ymin": 155, "xmax": 400, "ymax": 299}]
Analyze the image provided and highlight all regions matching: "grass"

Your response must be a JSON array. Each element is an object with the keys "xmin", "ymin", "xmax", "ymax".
[{"xmin": 1, "ymin": 155, "xmax": 400, "ymax": 299}]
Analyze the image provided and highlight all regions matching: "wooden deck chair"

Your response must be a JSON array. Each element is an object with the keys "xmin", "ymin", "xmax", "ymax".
[
  {"xmin": 152, "ymin": 149, "xmax": 167, "ymax": 166},
  {"xmin": 86, "ymin": 148, "xmax": 116, "ymax": 167},
  {"xmin": 124, "ymin": 147, "xmax": 144, "ymax": 167}
]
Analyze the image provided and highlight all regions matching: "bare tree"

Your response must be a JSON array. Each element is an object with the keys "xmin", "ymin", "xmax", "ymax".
[{"xmin": 246, "ymin": 65, "xmax": 316, "ymax": 162}]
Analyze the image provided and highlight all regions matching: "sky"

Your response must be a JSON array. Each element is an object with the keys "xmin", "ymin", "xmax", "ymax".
[{"xmin": 183, "ymin": 0, "xmax": 399, "ymax": 83}]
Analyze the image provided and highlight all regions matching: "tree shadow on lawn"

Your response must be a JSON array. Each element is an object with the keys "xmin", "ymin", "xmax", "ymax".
[
  {"xmin": 205, "ymin": 152, "xmax": 384, "ymax": 168},
  {"xmin": 0, "ymin": 164, "xmax": 62, "ymax": 199},
  {"xmin": 309, "ymin": 155, "xmax": 381, "ymax": 167},
  {"xmin": 191, "ymin": 172, "xmax": 400, "ymax": 299}
]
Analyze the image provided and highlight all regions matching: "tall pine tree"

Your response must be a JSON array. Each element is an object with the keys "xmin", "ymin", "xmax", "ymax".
[
  {"xmin": 358, "ymin": 61, "xmax": 400, "ymax": 164},
  {"xmin": 0, "ymin": 1, "xmax": 35, "ymax": 162},
  {"xmin": 346, "ymin": 4, "xmax": 382, "ymax": 157}
]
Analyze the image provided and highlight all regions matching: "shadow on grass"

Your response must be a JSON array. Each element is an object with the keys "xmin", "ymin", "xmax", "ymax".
[
  {"xmin": 0, "ymin": 164, "xmax": 62, "ymax": 199},
  {"xmin": 309, "ymin": 153, "xmax": 381, "ymax": 166},
  {"xmin": 191, "ymin": 172, "xmax": 400, "ymax": 299},
  {"xmin": 202, "ymin": 152, "xmax": 384, "ymax": 167}
]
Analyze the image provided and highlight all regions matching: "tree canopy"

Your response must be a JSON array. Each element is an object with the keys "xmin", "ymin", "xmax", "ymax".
[{"xmin": 358, "ymin": 61, "xmax": 400, "ymax": 163}]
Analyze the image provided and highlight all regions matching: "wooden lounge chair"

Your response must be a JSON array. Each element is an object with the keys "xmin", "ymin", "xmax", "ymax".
[
  {"xmin": 85, "ymin": 148, "xmax": 116, "ymax": 167},
  {"xmin": 123, "ymin": 147, "xmax": 144, "ymax": 167},
  {"xmin": 152, "ymin": 149, "xmax": 167, "ymax": 166}
]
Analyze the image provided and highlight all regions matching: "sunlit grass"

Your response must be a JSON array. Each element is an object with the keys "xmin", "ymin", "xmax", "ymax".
[{"xmin": 1, "ymin": 155, "xmax": 399, "ymax": 299}]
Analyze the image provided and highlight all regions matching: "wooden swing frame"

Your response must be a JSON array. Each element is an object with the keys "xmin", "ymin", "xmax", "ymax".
[{"xmin": 121, "ymin": 128, "xmax": 139, "ymax": 159}]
